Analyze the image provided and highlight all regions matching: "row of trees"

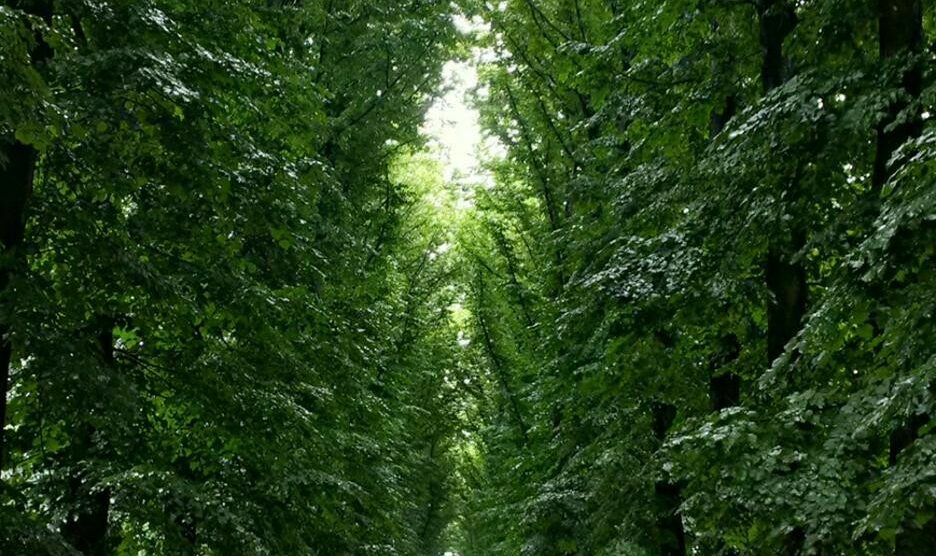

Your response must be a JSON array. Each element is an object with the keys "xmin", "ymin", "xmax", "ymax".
[
  {"xmin": 1, "ymin": 1, "xmax": 467, "ymax": 554},
  {"xmin": 454, "ymin": 0, "xmax": 935, "ymax": 554}
]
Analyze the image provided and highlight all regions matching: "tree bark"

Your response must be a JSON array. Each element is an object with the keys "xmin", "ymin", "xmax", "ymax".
[
  {"xmin": 477, "ymin": 272, "xmax": 529, "ymax": 445},
  {"xmin": 709, "ymin": 49, "xmax": 741, "ymax": 409},
  {"xmin": 872, "ymin": 2, "xmax": 933, "ymax": 551},
  {"xmin": 0, "ymin": 0, "xmax": 53, "ymax": 474},
  {"xmin": 873, "ymin": 0, "xmax": 923, "ymax": 190},
  {"xmin": 63, "ymin": 320, "xmax": 114, "ymax": 555},
  {"xmin": 710, "ymin": 335, "xmax": 741, "ymax": 411},
  {"xmin": 766, "ymin": 238, "xmax": 808, "ymax": 363},
  {"xmin": 0, "ymin": 139, "xmax": 36, "ymax": 471},
  {"xmin": 758, "ymin": 0, "xmax": 805, "ymax": 368},
  {"xmin": 757, "ymin": 3, "xmax": 811, "ymax": 554},
  {"xmin": 652, "ymin": 401, "xmax": 686, "ymax": 556}
]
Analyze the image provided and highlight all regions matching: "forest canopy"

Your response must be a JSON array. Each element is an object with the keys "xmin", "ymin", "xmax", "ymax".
[{"xmin": 1, "ymin": 1, "xmax": 935, "ymax": 555}]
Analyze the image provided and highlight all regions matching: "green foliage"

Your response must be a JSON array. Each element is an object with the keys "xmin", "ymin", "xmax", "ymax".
[
  {"xmin": 1, "ymin": 1, "xmax": 468, "ymax": 554},
  {"xmin": 4, "ymin": 1, "xmax": 936, "ymax": 555},
  {"xmin": 451, "ymin": 1, "xmax": 936, "ymax": 555}
]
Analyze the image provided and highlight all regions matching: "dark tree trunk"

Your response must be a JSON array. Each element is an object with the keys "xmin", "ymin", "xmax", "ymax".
[
  {"xmin": 709, "ymin": 94, "xmax": 737, "ymax": 139},
  {"xmin": 708, "ymin": 340, "xmax": 742, "ymax": 551},
  {"xmin": 417, "ymin": 436, "xmax": 444, "ymax": 552},
  {"xmin": 62, "ymin": 486, "xmax": 111, "ymax": 556},
  {"xmin": 655, "ymin": 480, "xmax": 687, "ymax": 556},
  {"xmin": 65, "ymin": 324, "xmax": 114, "ymax": 554},
  {"xmin": 873, "ymin": 0, "xmax": 923, "ymax": 190},
  {"xmin": 0, "ymin": 0, "xmax": 53, "ymax": 474},
  {"xmin": 758, "ymin": 1, "xmax": 797, "ymax": 92},
  {"xmin": 708, "ymin": 25, "xmax": 743, "ymax": 414},
  {"xmin": 766, "ymin": 240, "xmax": 808, "ymax": 363},
  {"xmin": 63, "ymin": 320, "xmax": 114, "ymax": 555},
  {"xmin": 651, "ymin": 402, "xmax": 686, "ymax": 556},
  {"xmin": 171, "ymin": 459, "xmax": 199, "ymax": 554},
  {"xmin": 757, "ymin": 3, "xmax": 811, "ymax": 554},
  {"xmin": 710, "ymin": 335, "xmax": 741, "ymax": 411},
  {"xmin": 707, "ymin": 14, "xmax": 743, "ymax": 411},
  {"xmin": 477, "ymin": 272, "xmax": 529, "ymax": 445},
  {"xmin": 0, "ymin": 135, "xmax": 38, "ymax": 472},
  {"xmin": 784, "ymin": 526, "xmax": 806, "ymax": 556},
  {"xmin": 873, "ymin": 2, "xmax": 931, "ymax": 552},
  {"xmin": 758, "ymin": 0, "xmax": 805, "ymax": 366}
]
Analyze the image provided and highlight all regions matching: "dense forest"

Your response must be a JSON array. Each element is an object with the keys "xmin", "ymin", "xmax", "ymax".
[{"xmin": 1, "ymin": 0, "xmax": 935, "ymax": 555}]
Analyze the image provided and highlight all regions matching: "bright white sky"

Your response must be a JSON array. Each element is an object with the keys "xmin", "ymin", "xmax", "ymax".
[
  {"xmin": 420, "ymin": 15, "xmax": 504, "ymax": 210},
  {"xmin": 421, "ymin": 59, "xmax": 487, "ymax": 185}
]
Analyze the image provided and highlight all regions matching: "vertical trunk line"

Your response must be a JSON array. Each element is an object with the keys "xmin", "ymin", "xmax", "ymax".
[
  {"xmin": 766, "ymin": 238, "xmax": 808, "ymax": 363},
  {"xmin": 63, "ymin": 318, "xmax": 114, "ymax": 555},
  {"xmin": 418, "ymin": 435, "xmax": 443, "ymax": 550},
  {"xmin": 651, "ymin": 402, "xmax": 685, "ymax": 556},
  {"xmin": 709, "ymin": 39, "xmax": 741, "ymax": 410},
  {"xmin": 0, "ymin": 140, "xmax": 36, "ymax": 472},
  {"xmin": 873, "ymin": 0, "xmax": 923, "ymax": 191},
  {"xmin": 476, "ymin": 272, "xmax": 529, "ymax": 445},
  {"xmin": 874, "ymin": 1, "xmax": 933, "ymax": 552},
  {"xmin": 758, "ymin": 0, "xmax": 805, "ymax": 367},
  {"xmin": 757, "ymin": 2, "xmax": 811, "ymax": 553},
  {"xmin": 0, "ymin": 0, "xmax": 54, "ymax": 474}
]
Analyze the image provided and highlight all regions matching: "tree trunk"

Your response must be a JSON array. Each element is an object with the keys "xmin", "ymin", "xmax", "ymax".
[
  {"xmin": 758, "ymin": 0, "xmax": 805, "ymax": 367},
  {"xmin": 652, "ymin": 402, "xmax": 686, "ymax": 556},
  {"xmin": 710, "ymin": 335, "xmax": 741, "ymax": 411},
  {"xmin": 766, "ymin": 240, "xmax": 808, "ymax": 363},
  {"xmin": 0, "ymin": 137, "xmax": 38, "ymax": 472},
  {"xmin": 63, "ymin": 321, "xmax": 114, "ymax": 555},
  {"xmin": 477, "ymin": 272, "xmax": 529, "ymax": 445},
  {"xmin": 873, "ymin": 1, "xmax": 932, "ymax": 552},
  {"xmin": 709, "ymin": 55, "xmax": 741, "ymax": 409},
  {"xmin": 757, "ymin": 3, "xmax": 811, "ymax": 554},
  {"xmin": 873, "ymin": 0, "xmax": 923, "ymax": 190},
  {"xmin": 0, "ymin": 0, "xmax": 53, "ymax": 474},
  {"xmin": 708, "ymin": 54, "xmax": 744, "ymax": 556},
  {"xmin": 62, "ymin": 485, "xmax": 111, "ymax": 556}
]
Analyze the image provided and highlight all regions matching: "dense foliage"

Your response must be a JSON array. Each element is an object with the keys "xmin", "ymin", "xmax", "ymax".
[
  {"xmin": 3, "ymin": 1, "xmax": 936, "ymax": 555},
  {"xmin": 452, "ymin": 0, "xmax": 936, "ymax": 555},
  {"xmin": 1, "ymin": 1, "xmax": 466, "ymax": 554}
]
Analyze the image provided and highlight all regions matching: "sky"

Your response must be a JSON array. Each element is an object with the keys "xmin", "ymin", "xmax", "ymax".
[
  {"xmin": 419, "ymin": 15, "xmax": 504, "ymax": 210},
  {"xmin": 421, "ymin": 59, "xmax": 488, "ymax": 186}
]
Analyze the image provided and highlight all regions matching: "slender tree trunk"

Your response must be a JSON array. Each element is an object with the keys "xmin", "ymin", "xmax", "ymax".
[
  {"xmin": 873, "ymin": 0, "xmax": 923, "ymax": 190},
  {"xmin": 651, "ymin": 401, "xmax": 685, "ymax": 556},
  {"xmin": 709, "ymin": 94, "xmax": 737, "ymax": 139},
  {"xmin": 874, "ymin": 2, "xmax": 933, "ymax": 552},
  {"xmin": 654, "ymin": 480, "xmax": 686, "ymax": 556},
  {"xmin": 417, "ymin": 435, "xmax": 444, "ymax": 552},
  {"xmin": 63, "ymin": 320, "xmax": 114, "ymax": 555},
  {"xmin": 757, "ymin": 2, "xmax": 812, "ymax": 554},
  {"xmin": 477, "ymin": 272, "xmax": 529, "ymax": 445},
  {"xmin": 0, "ymin": 0, "xmax": 53, "ymax": 474},
  {"xmin": 758, "ymin": 0, "xmax": 805, "ymax": 367},
  {"xmin": 710, "ymin": 335, "xmax": 741, "ymax": 411},
  {"xmin": 709, "ymin": 46, "xmax": 741, "ymax": 410},
  {"xmin": 492, "ymin": 227, "xmax": 536, "ymax": 330},
  {"xmin": 63, "ymin": 478, "xmax": 111, "ymax": 556},
  {"xmin": 0, "ymin": 139, "xmax": 36, "ymax": 471},
  {"xmin": 766, "ymin": 232, "xmax": 808, "ymax": 363},
  {"xmin": 171, "ymin": 455, "xmax": 198, "ymax": 554}
]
